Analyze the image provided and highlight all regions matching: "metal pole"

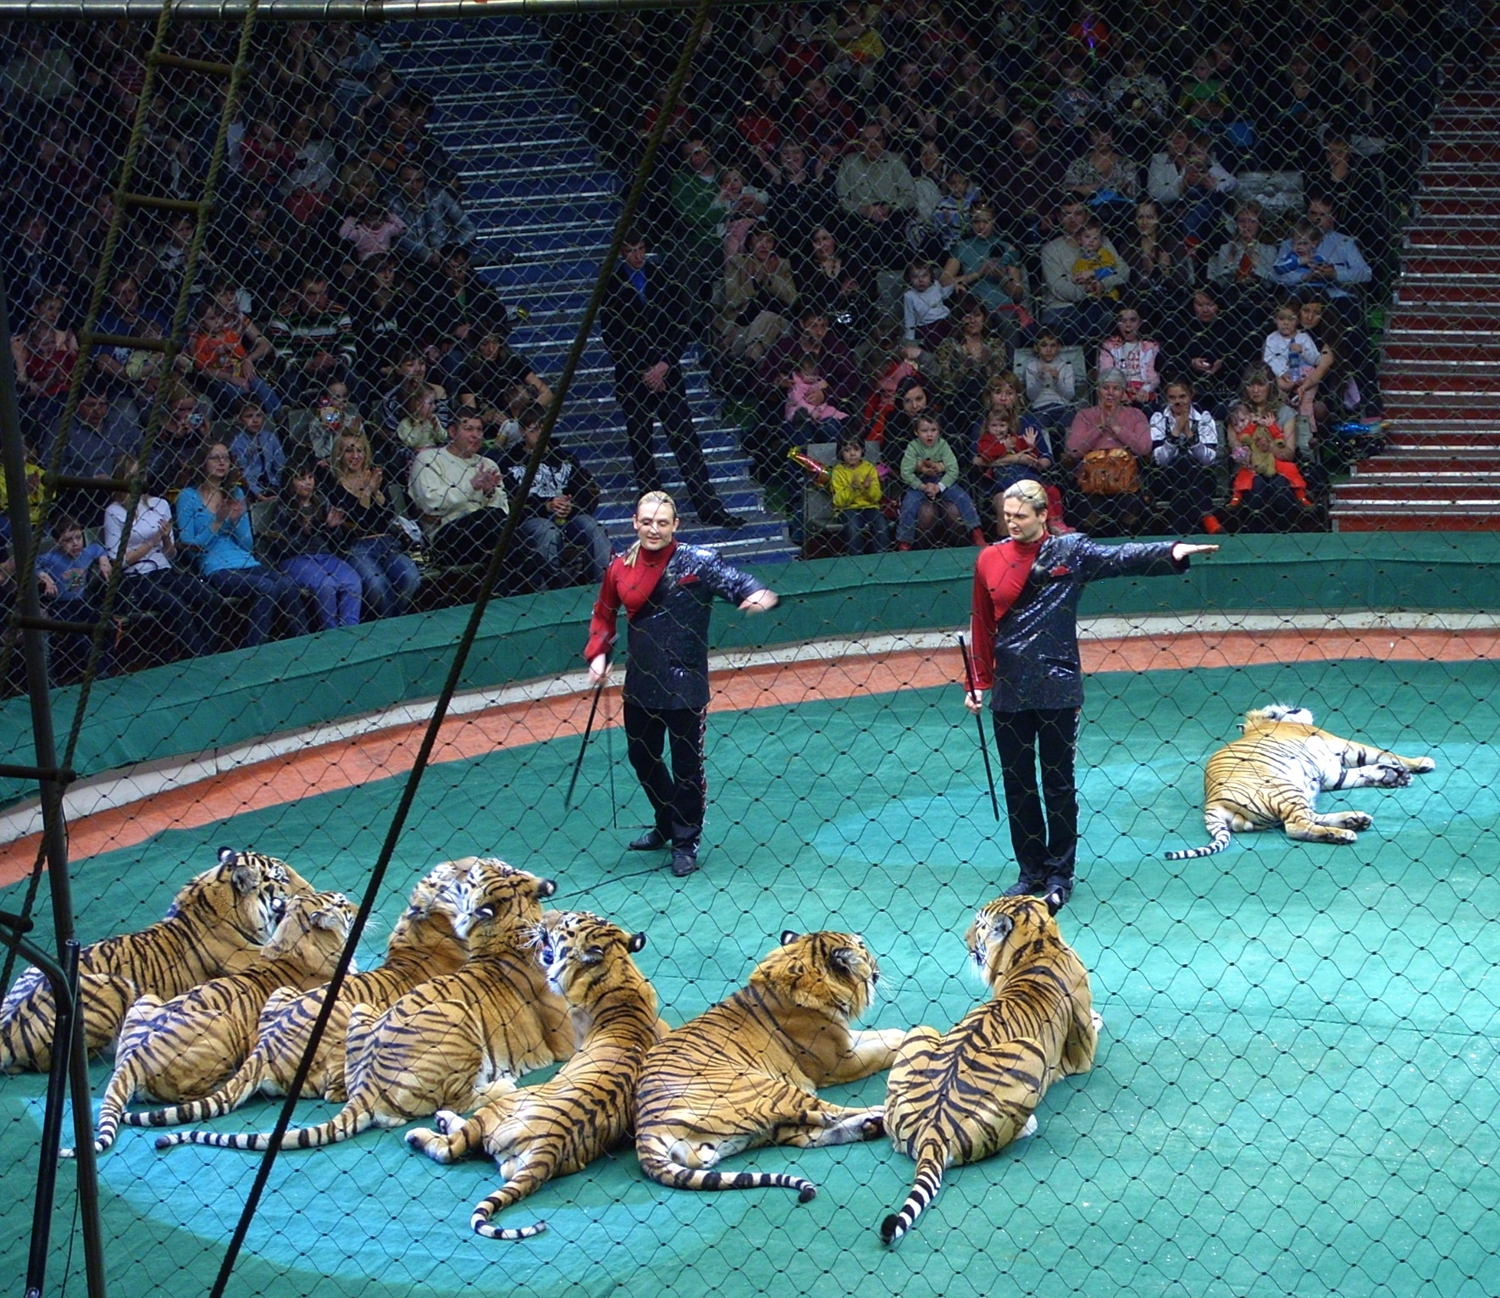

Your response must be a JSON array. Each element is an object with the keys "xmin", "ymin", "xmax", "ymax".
[
  {"xmin": 0, "ymin": 0, "xmax": 758, "ymax": 19},
  {"xmin": 0, "ymin": 266, "xmax": 110, "ymax": 1298}
]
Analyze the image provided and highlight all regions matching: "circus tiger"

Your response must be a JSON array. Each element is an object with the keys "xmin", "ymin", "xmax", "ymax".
[
  {"xmin": 634, "ymin": 930, "xmax": 909, "ymax": 1202},
  {"xmin": 71, "ymin": 890, "xmax": 356, "ymax": 1155},
  {"xmin": 406, "ymin": 910, "xmax": 668, "ymax": 1239},
  {"xmin": 127, "ymin": 857, "xmax": 483, "ymax": 1128},
  {"xmin": 1165, "ymin": 705, "xmax": 1436, "ymax": 860},
  {"xmin": 1, "ymin": 848, "xmax": 314, "ymax": 1073},
  {"xmin": 155, "ymin": 860, "xmax": 572, "ymax": 1154},
  {"xmin": 880, "ymin": 893, "xmax": 1098, "ymax": 1246}
]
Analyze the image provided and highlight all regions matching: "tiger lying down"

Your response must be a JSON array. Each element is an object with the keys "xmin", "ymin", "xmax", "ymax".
[
  {"xmin": 1165, "ymin": 705, "xmax": 1436, "ymax": 860},
  {"xmin": 881, "ymin": 893, "xmax": 1098, "ymax": 1246}
]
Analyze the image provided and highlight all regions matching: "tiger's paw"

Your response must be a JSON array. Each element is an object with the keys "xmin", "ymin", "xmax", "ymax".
[
  {"xmin": 1018, "ymin": 1114, "xmax": 1039, "ymax": 1139},
  {"xmin": 1413, "ymin": 757, "xmax": 1436, "ymax": 774},
  {"xmin": 433, "ymin": 1109, "xmax": 463, "ymax": 1135},
  {"xmin": 1091, "ymin": 1009, "xmax": 1105, "ymax": 1032},
  {"xmin": 860, "ymin": 1114, "xmax": 887, "ymax": 1140},
  {"xmin": 1377, "ymin": 766, "xmax": 1412, "ymax": 788}
]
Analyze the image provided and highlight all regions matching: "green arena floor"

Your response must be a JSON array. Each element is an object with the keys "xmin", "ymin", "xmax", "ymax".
[{"xmin": 3, "ymin": 656, "xmax": 1496, "ymax": 1298}]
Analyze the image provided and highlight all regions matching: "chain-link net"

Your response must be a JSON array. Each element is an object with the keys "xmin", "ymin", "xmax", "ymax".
[{"xmin": 1, "ymin": 3, "xmax": 1496, "ymax": 1296}]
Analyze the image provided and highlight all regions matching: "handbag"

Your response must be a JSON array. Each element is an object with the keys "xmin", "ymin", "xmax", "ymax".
[{"xmin": 1075, "ymin": 447, "xmax": 1141, "ymax": 496}]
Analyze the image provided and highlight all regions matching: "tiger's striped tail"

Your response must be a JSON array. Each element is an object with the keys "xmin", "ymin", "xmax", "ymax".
[
  {"xmin": 1164, "ymin": 812, "xmax": 1233, "ymax": 861},
  {"xmin": 470, "ymin": 1172, "xmax": 552, "ymax": 1241},
  {"xmin": 126, "ymin": 1062, "xmax": 268, "ymax": 1128},
  {"xmin": 636, "ymin": 1143, "xmax": 818, "ymax": 1202},
  {"xmin": 153, "ymin": 1103, "xmax": 374, "ymax": 1152},
  {"xmin": 880, "ymin": 1139, "xmax": 948, "ymax": 1246}
]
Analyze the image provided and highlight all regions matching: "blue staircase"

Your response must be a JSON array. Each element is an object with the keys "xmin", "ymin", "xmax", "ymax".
[{"xmin": 384, "ymin": 19, "xmax": 796, "ymax": 563}]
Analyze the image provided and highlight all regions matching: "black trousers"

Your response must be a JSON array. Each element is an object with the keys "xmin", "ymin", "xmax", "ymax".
[
  {"xmin": 616, "ymin": 367, "xmax": 723, "ymax": 519},
  {"xmin": 624, "ymin": 700, "xmax": 707, "ymax": 850},
  {"xmin": 992, "ymin": 707, "xmax": 1080, "ymax": 888}
]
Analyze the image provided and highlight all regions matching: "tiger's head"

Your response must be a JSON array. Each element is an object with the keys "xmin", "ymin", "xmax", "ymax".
[
  {"xmin": 168, "ymin": 847, "xmax": 317, "ymax": 947},
  {"xmin": 1245, "ymin": 704, "xmax": 1315, "ymax": 732},
  {"xmin": 748, "ymin": 930, "xmax": 882, "ymax": 1024},
  {"xmin": 259, "ymin": 890, "xmax": 358, "ymax": 977},
  {"xmin": 533, "ymin": 911, "xmax": 649, "ymax": 1005},
  {"xmin": 453, "ymin": 858, "xmax": 558, "ymax": 948},
  {"xmin": 965, "ymin": 895, "xmax": 1061, "ymax": 989}
]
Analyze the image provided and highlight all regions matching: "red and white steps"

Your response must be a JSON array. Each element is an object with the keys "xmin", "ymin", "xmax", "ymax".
[{"xmin": 1331, "ymin": 87, "xmax": 1500, "ymax": 531}]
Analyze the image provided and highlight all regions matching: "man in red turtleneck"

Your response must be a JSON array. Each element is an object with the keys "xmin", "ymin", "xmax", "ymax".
[{"xmin": 585, "ymin": 491, "xmax": 778, "ymax": 878}]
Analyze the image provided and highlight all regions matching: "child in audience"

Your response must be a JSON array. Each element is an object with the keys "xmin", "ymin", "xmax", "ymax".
[
  {"xmin": 896, "ymin": 413, "xmax": 986, "ymax": 550},
  {"xmin": 972, "ymin": 375, "xmax": 1053, "ymax": 503},
  {"xmin": 1263, "ymin": 302, "xmax": 1331, "ymax": 439},
  {"xmin": 903, "ymin": 259, "xmax": 956, "ymax": 347},
  {"xmin": 228, "ymin": 399, "xmax": 287, "ymax": 502},
  {"xmin": 829, "ymin": 436, "xmax": 888, "ymax": 555},
  {"xmin": 1022, "ymin": 330, "xmax": 1078, "ymax": 440},
  {"xmin": 1098, "ymin": 305, "xmax": 1161, "ymax": 406},
  {"xmin": 36, "ymin": 514, "xmax": 113, "ymax": 682},
  {"xmin": 784, "ymin": 353, "xmax": 850, "ymax": 438},
  {"xmin": 1071, "ymin": 218, "xmax": 1123, "ymax": 301}
]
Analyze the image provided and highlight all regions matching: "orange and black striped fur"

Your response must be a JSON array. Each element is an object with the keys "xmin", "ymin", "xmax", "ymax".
[
  {"xmin": 156, "ymin": 860, "xmax": 572, "ymax": 1153},
  {"xmin": 406, "ymin": 910, "xmax": 668, "ymax": 1239},
  {"xmin": 74, "ymin": 891, "xmax": 356, "ymax": 1155},
  {"xmin": 880, "ymin": 894, "xmax": 1097, "ymax": 1246},
  {"xmin": 126, "ymin": 858, "xmax": 480, "ymax": 1128},
  {"xmin": 1165, "ymin": 705, "xmax": 1437, "ymax": 860},
  {"xmin": 634, "ymin": 930, "xmax": 908, "ymax": 1202},
  {"xmin": 0, "ymin": 848, "xmax": 314, "ymax": 1073}
]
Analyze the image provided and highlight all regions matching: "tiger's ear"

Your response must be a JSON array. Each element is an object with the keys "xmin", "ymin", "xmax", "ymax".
[
  {"xmin": 829, "ymin": 946, "xmax": 859, "ymax": 976},
  {"xmin": 537, "ymin": 879, "xmax": 558, "ymax": 900},
  {"xmin": 218, "ymin": 846, "xmax": 238, "ymax": 867},
  {"xmin": 628, "ymin": 932, "xmax": 647, "ymax": 953},
  {"xmin": 780, "ymin": 929, "xmax": 800, "ymax": 946}
]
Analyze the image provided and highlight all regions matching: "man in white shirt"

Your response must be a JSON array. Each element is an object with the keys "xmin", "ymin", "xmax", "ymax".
[{"xmin": 408, "ymin": 411, "xmax": 521, "ymax": 576}]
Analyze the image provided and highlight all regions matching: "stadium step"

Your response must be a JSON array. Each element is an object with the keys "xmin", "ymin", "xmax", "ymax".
[
  {"xmin": 1332, "ymin": 74, "xmax": 1500, "ymax": 532},
  {"xmin": 384, "ymin": 16, "xmax": 793, "ymax": 563}
]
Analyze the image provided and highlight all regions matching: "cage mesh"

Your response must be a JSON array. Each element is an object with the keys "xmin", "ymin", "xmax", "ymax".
[{"xmin": 0, "ymin": 3, "xmax": 1496, "ymax": 1296}]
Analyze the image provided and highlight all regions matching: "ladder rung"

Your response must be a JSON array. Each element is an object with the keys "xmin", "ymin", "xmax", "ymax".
[
  {"xmin": 16, "ymin": 616, "xmax": 106, "ymax": 637},
  {"xmin": 79, "ymin": 332, "xmax": 173, "ymax": 354},
  {"xmin": 43, "ymin": 474, "xmax": 136, "ymax": 494},
  {"xmin": 149, "ymin": 52, "xmax": 235, "ymax": 77},
  {"xmin": 115, "ymin": 192, "xmax": 209, "ymax": 215},
  {"xmin": 0, "ymin": 765, "xmax": 76, "ymax": 785}
]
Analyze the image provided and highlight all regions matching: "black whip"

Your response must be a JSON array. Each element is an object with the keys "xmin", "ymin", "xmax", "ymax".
[
  {"xmin": 564, "ymin": 672, "xmax": 607, "ymax": 810},
  {"xmin": 957, "ymin": 634, "xmax": 1000, "ymax": 822}
]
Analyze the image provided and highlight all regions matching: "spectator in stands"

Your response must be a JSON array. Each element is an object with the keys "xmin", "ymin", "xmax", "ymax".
[
  {"xmin": 895, "ymin": 412, "xmax": 986, "ymax": 551},
  {"xmin": 261, "ymin": 457, "xmax": 363, "ymax": 630},
  {"xmin": 1022, "ymin": 329, "xmax": 1078, "ymax": 443},
  {"xmin": 2, "ymin": 28, "xmax": 77, "ymax": 110},
  {"xmin": 790, "ymin": 73, "xmax": 858, "ymax": 163},
  {"xmin": 882, "ymin": 374, "xmax": 936, "ymax": 466},
  {"xmin": 836, "ymin": 121, "xmax": 917, "ymax": 275},
  {"xmin": 104, "ymin": 452, "xmax": 227, "ymax": 661},
  {"xmin": 1163, "ymin": 287, "xmax": 1242, "ymax": 417},
  {"xmin": 988, "ymin": 116, "xmax": 1065, "ymax": 250},
  {"xmin": 364, "ymin": 93, "xmax": 455, "ymax": 193},
  {"xmin": 1098, "ymin": 305, "xmax": 1162, "ymax": 408},
  {"xmin": 391, "ymin": 162, "xmax": 478, "ymax": 268},
  {"xmin": 395, "ymin": 378, "xmax": 447, "ymax": 455},
  {"xmin": 1149, "ymin": 378, "xmax": 1219, "ymax": 533},
  {"xmin": 1206, "ymin": 200, "xmax": 1278, "ymax": 329},
  {"xmin": 765, "ymin": 139, "xmax": 837, "ymax": 257},
  {"xmin": 796, "ymin": 224, "xmax": 873, "ymax": 346},
  {"xmin": 712, "ymin": 166, "xmax": 769, "ymax": 262},
  {"xmin": 498, "ymin": 403, "xmax": 611, "ymax": 587},
  {"xmin": 2, "ymin": 210, "xmax": 71, "ymax": 322},
  {"xmin": 1040, "ymin": 198, "xmax": 1127, "ymax": 346},
  {"xmin": 1064, "ymin": 370, "xmax": 1152, "ymax": 536},
  {"xmin": 458, "ymin": 330, "xmax": 553, "ymax": 414},
  {"xmin": 1120, "ymin": 199, "xmax": 1192, "ymax": 306},
  {"xmin": 336, "ymin": 167, "xmax": 408, "ymax": 266},
  {"xmin": 933, "ymin": 297, "xmax": 1010, "ymax": 436},
  {"xmin": 42, "ymin": 381, "xmax": 141, "ymax": 517},
  {"xmin": 309, "ymin": 380, "xmax": 367, "ymax": 464},
  {"xmin": 1051, "ymin": 57, "xmax": 1102, "ymax": 138},
  {"xmin": 283, "ymin": 110, "xmax": 340, "ymax": 224},
  {"xmin": 734, "ymin": 63, "xmax": 790, "ymax": 184},
  {"xmin": 599, "ymin": 230, "xmax": 742, "ymax": 529},
  {"xmin": 1176, "ymin": 52, "xmax": 1231, "ymax": 129},
  {"xmin": 407, "ymin": 409, "xmax": 517, "ymax": 572},
  {"xmin": 671, "ymin": 137, "xmax": 728, "ymax": 328},
  {"xmin": 348, "ymin": 254, "xmax": 418, "ymax": 396},
  {"xmin": 11, "ymin": 293, "xmax": 78, "ymax": 445},
  {"xmin": 322, "ymin": 430, "xmax": 421, "ymax": 619},
  {"xmin": 378, "ymin": 348, "xmax": 451, "ymax": 438},
  {"xmin": 1146, "ymin": 126, "xmax": 1235, "ymax": 247},
  {"xmin": 720, "ymin": 223, "xmax": 797, "ymax": 365},
  {"xmin": 190, "ymin": 293, "xmax": 283, "ymax": 417},
  {"xmin": 1063, "ymin": 121, "xmax": 1140, "ymax": 238},
  {"xmin": 1308, "ymin": 131, "xmax": 1388, "ymax": 268},
  {"xmin": 92, "ymin": 271, "xmax": 169, "ymax": 400},
  {"xmin": 35, "ymin": 514, "xmax": 112, "ymax": 683},
  {"xmin": 175, "ymin": 441, "xmax": 310, "ymax": 646},
  {"xmin": 1299, "ymin": 194, "xmax": 1380, "ymax": 406},
  {"xmin": 1263, "ymin": 300, "xmax": 1331, "ymax": 442},
  {"xmin": 228, "ymin": 399, "xmax": 287, "ymax": 502},
  {"xmin": 970, "ymin": 373, "xmax": 1052, "ymax": 524},
  {"xmin": 143, "ymin": 383, "xmax": 213, "ymax": 499},
  {"xmin": 423, "ymin": 243, "xmax": 508, "ymax": 352},
  {"xmin": 828, "ymin": 435, "xmax": 888, "ymax": 555},
  {"xmin": 1106, "ymin": 50, "xmax": 1171, "ymax": 136},
  {"xmin": 941, "ymin": 202, "xmax": 1028, "ymax": 344},
  {"xmin": 268, "ymin": 272, "xmax": 358, "ymax": 404}
]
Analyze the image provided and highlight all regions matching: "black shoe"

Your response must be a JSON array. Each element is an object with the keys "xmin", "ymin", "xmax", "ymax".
[
  {"xmin": 1042, "ymin": 876, "xmax": 1074, "ymax": 913},
  {"xmin": 670, "ymin": 846, "xmax": 699, "ymax": 877},
  {"xmin": 699, "ymin": 510, "xmax": 745, "ymax": 529},
  {"xmin": 628, "ymin": 829, "xmax": 669, "ymax": 852},
  {"xmin": 1001, "ymin": 877, "xmax": 1043, "ymax": 898}
]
